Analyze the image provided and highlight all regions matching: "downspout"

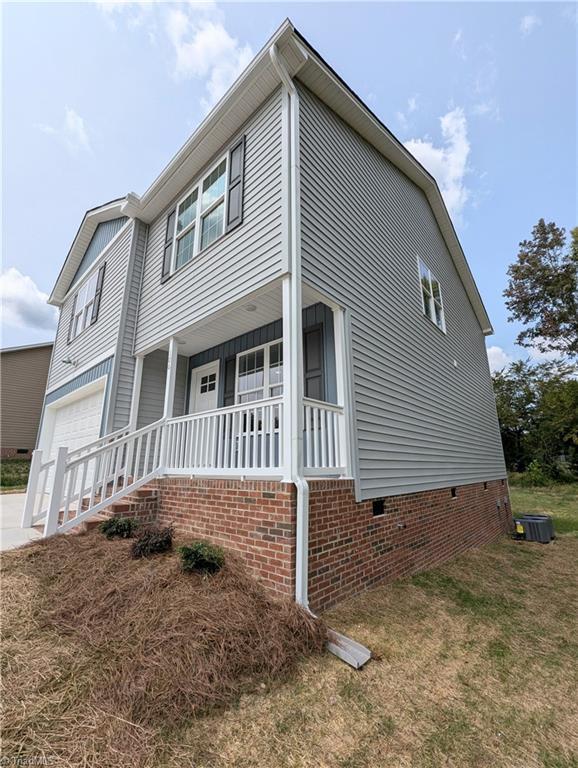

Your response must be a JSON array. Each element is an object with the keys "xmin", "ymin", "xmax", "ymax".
[
  {"xmin": 269, "ymin": 44, "xmax": 309, "ymax": 609},
  {"xmin": 269, "ymin": 43, "xmax": 370, "ymax": 669}
]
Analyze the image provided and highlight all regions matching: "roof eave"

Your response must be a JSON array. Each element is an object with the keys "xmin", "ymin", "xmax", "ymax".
[{"xmin": 49, "ymin": 198, "xmax": 131, "ymax": 306}]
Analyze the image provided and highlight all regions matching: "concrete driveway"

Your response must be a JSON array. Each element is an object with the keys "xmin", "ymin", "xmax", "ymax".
[{"xmin": 0, "ymin": 493, "xmax": 41, "ymax": 551}]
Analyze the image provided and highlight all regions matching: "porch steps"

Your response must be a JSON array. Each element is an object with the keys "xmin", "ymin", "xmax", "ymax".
[{"xmin": 32, "ymin": 485, "xmax": 158, "ymax": 536}]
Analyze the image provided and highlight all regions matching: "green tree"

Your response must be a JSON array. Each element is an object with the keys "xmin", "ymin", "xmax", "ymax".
[
  {"xmin": 492, "ymin": 360, "xmax": 578, "ymax": 475},
  {"xmin": 504, "ymin": 220, "xmax": 578, "ymax": 357}
]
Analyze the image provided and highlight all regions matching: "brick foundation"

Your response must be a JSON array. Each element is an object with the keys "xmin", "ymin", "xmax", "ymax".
[
  {"xmin": 117, "ymin": 476, "xmax": 510, "ymax": 611},
  {"xmin": 1, "ymin": 449, "xmax": 32, "ymax": 460},
  {"xmin": 307, "ymin": 478, "xmax": 512, "ymax": 611},
  {"xmin": 153, "ymin": 478, "xmax": 296, "ymax": 598}
]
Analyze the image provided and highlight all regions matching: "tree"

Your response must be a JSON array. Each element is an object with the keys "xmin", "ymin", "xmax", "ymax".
[
  {"xmin": 492, "ymin": 360, "xmax": 578, "ymax": 475},
  {"xmin": 504, "ymin": 220, "xmax": 578, "ymax": 357}
]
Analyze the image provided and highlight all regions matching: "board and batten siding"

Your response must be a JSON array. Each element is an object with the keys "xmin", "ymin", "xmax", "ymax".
[
  {"xmin": 298, "ymin": 85, "xmax": 506, "ymax": 499},
  {"xmin": 48, "ymin": 224, "xmax": 133, "ymax": 391},
  {"xmin": 134, "ymin": 89, "xmax": 284, "ymax": 355}
]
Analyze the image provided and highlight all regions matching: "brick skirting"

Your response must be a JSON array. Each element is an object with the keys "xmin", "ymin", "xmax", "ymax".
[
  {"xmin": 121, "ymin": 476, "xmax": 510, "ymax": 611},
  {"xmin": 307, "ymin": 478, "xmax": 512, "ymax": 611}
]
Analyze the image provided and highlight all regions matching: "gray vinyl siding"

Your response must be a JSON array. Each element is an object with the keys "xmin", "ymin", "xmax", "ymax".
[
  {"xmin": 134, "ymin": 89, "xmax": 284, "ymax": 355},
  {"xmin": 137, "ymin": 350, "xmax": 188, "ymax": 429},
  {"xmin": 71, "ymin": 217, "xmax": 128, "ymax": 286},
  {"xmin": 298, "ymin": 85, "xmax": 506, "ymax": 499},
  {"xmin": 110, "ymin": 220, "xmax": 148, "ymax": 431},
  {"xmin": 48, "ymin": 224, "xmax": 133, "ymax": 390}
]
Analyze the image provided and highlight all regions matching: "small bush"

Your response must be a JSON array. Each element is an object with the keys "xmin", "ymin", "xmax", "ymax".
[
  {"xmin": 131, "ymin": 525, "xmax": 174, "ymax": 559},
  {"xmin": 99, "ymin": 517, "xmax": 137, "ymax": 539},
  {"xmin": 520, "ymin": 460, "xmax": 551, "ymax": 488},
  {"xmin": 179, "ymin": 541, "xmax": 225, "ymax": 575}
]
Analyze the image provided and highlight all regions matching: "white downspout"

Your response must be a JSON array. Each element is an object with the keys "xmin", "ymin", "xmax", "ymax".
[
  {"xmin": 269, "ymin": 44, "xmax": 309, "ymax": 609},
  {"xmin": 269, "ymin": 43, "xmax": 370, "ymax": 668}
]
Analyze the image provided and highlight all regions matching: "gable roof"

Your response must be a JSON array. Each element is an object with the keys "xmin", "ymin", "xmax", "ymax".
[
  {"xmin": 49, "ymin": 196, "xmax": 138, "ymax": 306},
  {"xmin": 50, "ymin": 20, "xmax": 492, "ymax": 334}
]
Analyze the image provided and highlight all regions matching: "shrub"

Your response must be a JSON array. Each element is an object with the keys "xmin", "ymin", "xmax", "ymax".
[
  {"xmin": 131, "ymin": 525, "xmax": 174, "ymax": 559},
  {"xmin": 179, "ymin": 541, "xmax": 225, "ymax": 575},
  {"xmin": 520, "ymin": 460, "xmax": 551, "ymax": 488},
  {"xmin": 99, "ymin": 516, "xmax": 137, "ymax": 539}
]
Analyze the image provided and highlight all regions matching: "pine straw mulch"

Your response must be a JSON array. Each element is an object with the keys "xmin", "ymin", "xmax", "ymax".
[{"xmin": 0, "ymin": 531, "xmax": 326, "ymax": 768}]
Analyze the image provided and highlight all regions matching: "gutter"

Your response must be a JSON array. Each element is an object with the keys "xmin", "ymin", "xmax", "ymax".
[{"xmin": 269, "ymin": 44, "xmax": 371, "ymax": 670}]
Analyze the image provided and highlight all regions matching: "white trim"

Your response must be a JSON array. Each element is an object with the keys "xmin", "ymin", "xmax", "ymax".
[
  {"xmin": 44, "ymin": 348, "xmax": 116, "ymax": 395},
  {"xmin": 61, "ymin": 218, "xmax": 132, "ymax": 304},
  {"xmin": 129, "ymin": 355, "xmax": 144, "ymax": 431},
  {"xmin": 234, "ymin": 338, "xmax": 283, "ymax": 404},
  {"xmin": 188, "ymin": 359, "xmax": 221, "ymax": 413},
  {"xmin": 417, "ymin": 255, "xmax": 447, "ymax": 334},
  {"xmin": 163, "ymin": 337, "xmax": 179, "ymax": 419},
  {"xmin": 171, "ymin": 153, "xmax": 229, "ymax": 275}
]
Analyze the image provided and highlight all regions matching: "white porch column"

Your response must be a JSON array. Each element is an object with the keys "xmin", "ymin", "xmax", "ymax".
[
  {"xmin": 128, "ymin": 355, "xmax": 144, "ymax": 431},
  {"xmin": 332, "ymin": 307, "xmax": 353, "ymax": 477},
  {"xmin": 163, "ymin": 337, "xmax": 179, "ymax": 419}
]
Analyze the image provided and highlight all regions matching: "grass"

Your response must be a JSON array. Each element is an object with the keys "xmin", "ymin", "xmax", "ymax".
[
  {"xmin": 1, "ymin": 484, "xmax": 577, "ymax": 767},
  {"xmin": 509, "ymin": 482, "xmax": 578, "ymax": 535},
  {"xmin": 0, "ymin": 458, "xmax": 30, "ymax": 491}
]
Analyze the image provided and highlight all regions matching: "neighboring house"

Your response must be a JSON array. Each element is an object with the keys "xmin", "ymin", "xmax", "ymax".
[
  {"xmin": 1, "ymin": 342, "xmax": 53, "ymax": 459},
  {"xmin": 24, "ymin": 21, "xmax": 509, "ymax": 611}
]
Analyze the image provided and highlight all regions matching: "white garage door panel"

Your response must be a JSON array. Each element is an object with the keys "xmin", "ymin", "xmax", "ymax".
[{"xmin": 49, "ymin": 388, "xmax": 104, "ymax": 460}]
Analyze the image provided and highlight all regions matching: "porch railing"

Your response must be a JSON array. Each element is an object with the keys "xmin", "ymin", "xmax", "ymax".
[
  {"xmin": 23, "ymin": 397, "xmax": 346, "ymax": 538},
  {"xmin": 303, "ymin": 398, "xmax": 346, "ymax": 476},
  {"xmin": 165, "ymin": 397, "xmax": 284, "ymax": 474}
]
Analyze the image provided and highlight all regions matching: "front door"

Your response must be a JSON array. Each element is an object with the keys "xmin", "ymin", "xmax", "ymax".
[{"xmin": 189, "ymin": 361, "xmax": 220, "ymax": 413}]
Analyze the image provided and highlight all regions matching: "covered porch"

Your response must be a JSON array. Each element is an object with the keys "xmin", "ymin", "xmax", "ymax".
[{"xmin": 130, "ymin": 278, "xmax": 353, "ymax": 480}]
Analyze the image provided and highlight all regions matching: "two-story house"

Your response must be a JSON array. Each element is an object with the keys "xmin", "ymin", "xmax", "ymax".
[{"xmin": 23, "ymin": 20, "xmax": 509, "ymax": 612}]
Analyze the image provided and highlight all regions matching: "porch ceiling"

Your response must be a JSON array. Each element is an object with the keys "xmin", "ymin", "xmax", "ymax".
[{"xmin": 170, "ymin": 281, "xmax": 321, "ymax": 357}]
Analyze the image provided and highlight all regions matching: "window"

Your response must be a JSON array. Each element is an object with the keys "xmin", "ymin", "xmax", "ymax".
[
  {"xmin": 68, "ymin": 264, "xmax": 105, "ymax": 342},
  {"xmin": 418, "ymin": 258, "xmax": 446, "ymax": 332},
  {"xmin": 200, "ymin": 372, "xmax": 216, "ymax": 393},
  {"xmin": 236, "ymin": 341, "xmax": 283, "ymax": 404},
  {"xmin": 163, "ymin": 137, "xmax": 245, "ymax": 280}
]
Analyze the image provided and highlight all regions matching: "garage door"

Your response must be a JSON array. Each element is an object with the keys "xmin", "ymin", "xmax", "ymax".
[{"xmin": 47, "ymin": 386, "xmax": 104, "ymax": 461}]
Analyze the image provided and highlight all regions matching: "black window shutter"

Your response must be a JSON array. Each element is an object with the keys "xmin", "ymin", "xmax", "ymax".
[
  {"xmin": 162, "ymin": 209, "xmax": 176, "ymax": 280},
  {"xmin": 226, "ymin": 136, "xmax": 245, "ymax": 232},
  {"xmin": 67, "ymin": 295, "xmax": 77, "ymax": 344},
  {"xmin": 223, "ymin": 356, "xmax": 237, "ymax": 406},
  {"xmin": 90, "ymin": 263, "xmax": 106, "ymax": 325}
]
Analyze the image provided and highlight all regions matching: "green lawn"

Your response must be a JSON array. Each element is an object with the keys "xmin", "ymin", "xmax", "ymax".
[
  {"xmin": 0, "ymin": 458, "xmax": 30, "ymax": 492},
  {"xmin": 509, "ymin": 482, "xmax": 578, "ymax": 535},
  {"xmin": 2, "ymin": 482, "xmax": 576, "ymax": 767}
]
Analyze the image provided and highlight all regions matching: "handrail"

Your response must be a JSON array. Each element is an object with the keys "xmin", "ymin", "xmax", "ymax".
[
  {"xmin": 167, "ymin": 396, "xmax": 284, "ymax": 424},
  {"xmin": 65, "ymin": 417, "xmax": 166, "ymax": 470},
  {"xmin": 303, "ymin": 397, "xmax": 344, "ymax": 413},
  {"xmin": 67, "ymin": 424, "xmax": 131, "ymax": 459}
]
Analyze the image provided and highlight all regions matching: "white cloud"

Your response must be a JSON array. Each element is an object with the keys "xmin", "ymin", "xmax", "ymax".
[
  {"xmin": 452, "ymin": 28, "xmax": 466, "ymax": 60},
  {"xmin": 407, "ymin": 95, "xmax": 418, "ymax": 113},
  {"xmin": 395, "ymin": 95, "xmax": 418, "ymax": 131},
  {"xmin": 96, "ymin": 2, "xmax": 252, "ymax": 113},
  {"xmin": 0, "ymin": 269, "xmax": 58, "ymax": 332},
  {"xmin": 404, "ymin": 107, "xmax": 471, "ymax": 222},
  {"xmin": 36, "ymin": 107, "xmax": 91, "ymax": 154},
  {"xmin": 487, "ymin": 346, "xmax": 512, "ymax": 373},
  {"xmin": 472, "ymin": 100, "xmax": 501, "ymax": 122},
  {"xmin": 165, "ymin": 11, "xmax": 253, "ymax": 110},
  {"xmin": 520, "ymin": 14, "xmax": 541, "ymax": 36}
]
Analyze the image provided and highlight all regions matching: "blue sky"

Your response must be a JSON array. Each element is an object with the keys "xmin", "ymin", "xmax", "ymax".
[{"xmin": 2, "ymin": 1, "xmax": 576, "ymax": 370}]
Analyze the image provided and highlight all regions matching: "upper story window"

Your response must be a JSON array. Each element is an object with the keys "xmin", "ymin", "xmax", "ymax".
[
  {"xmin": 418, "ymin": 258, "xmax": 446, "ymax": 332},
  {"xmin": 68, "ymin": 263, "xmax": 106, "ymax": 342},
  {"xmin": 236, "ymin": 340, "xmax": 283, "ymax": 404},
  {"xmin": 161, "ymin": 137, "xmax": 245, "ymax": 281}
]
